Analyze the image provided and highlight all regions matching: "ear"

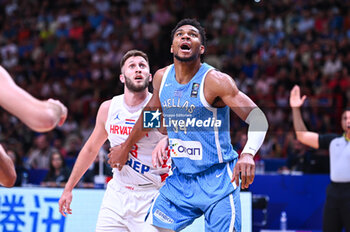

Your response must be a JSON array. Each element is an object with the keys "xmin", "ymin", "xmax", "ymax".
[
  {"xmin": 200, "ymin": 45, "xmax": 205, "ymax": 55},
  {"xmin": 148, "ymin": 74, "xmax": 153, "ymax": 82},
  {"xmin": 120, "ymin": 74, "xmax": 125, "ymax": 83},
  {"xmin": 170, "ymin": 44, "xmax": 173, "ymax": 54}
]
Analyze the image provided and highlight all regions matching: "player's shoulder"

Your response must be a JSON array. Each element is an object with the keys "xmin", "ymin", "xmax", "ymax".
[
  {"xmin": 94, "ymin": 99, "xmax": 112, "ymax": 123},
  {"xmin": 101, "ymin": 93, "xmax": 126, "ymax": 108},
  {"xmin": 206, "ymin": 69, "xmax": 236, "ymax": 89},
  {"xmin": 102, "ymin": 94, "xmax": 125, "ymax": 110},
  {"xmin": 207, "ymin": 69, "xmax": 232, "ymax": 81},
  {"xmin": 154, "ymin": 65, "xmax": 171, "ymax": 79},
  {"xmin": 99, "ymin": 99, "xmax": 112, "ymax": 113},
  {"xmin": 153, "ymin": 65, "xmax": 172, "ymax": 90}
]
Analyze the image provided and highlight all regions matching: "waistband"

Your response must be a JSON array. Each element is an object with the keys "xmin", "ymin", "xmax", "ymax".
[
  {"xmin": 175, "ymin": 158, "xmax": 237, "ymax": 178},
  {"xmin": 110, "ymin": 177, "xmax": 160, "ymax": 191},
  {"xmin": 331, "ymin": 181, "xmax": 350, "ymax": 186}
]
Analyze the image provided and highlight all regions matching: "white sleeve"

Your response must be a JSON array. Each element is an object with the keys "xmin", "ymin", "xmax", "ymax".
[{"xmin": 241, "ymin": 108, "xmax": 268, "ymax": 156}]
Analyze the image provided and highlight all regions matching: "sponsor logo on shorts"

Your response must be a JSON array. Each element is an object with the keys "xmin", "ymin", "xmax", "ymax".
[{"xmin": 154, "ymin": 209, "xmax": 174, "ymax": 224}]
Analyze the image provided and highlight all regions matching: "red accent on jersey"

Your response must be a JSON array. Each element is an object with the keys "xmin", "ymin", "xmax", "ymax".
[
  {"xmin": 161, "ymin": 173, "xmax": 169, "ymax": 182},
  {"xmin": 130, "ymin": 144, "xmax": 138, "ymax": 158},
  {"xmin": 160, "ymin": 148, "xmax": 171, "ymax": 182},
  {"xmin": 109, "ymin": 125, "xmax": 133, "ymax": 135},
  {"xmin": 105, "ymin": 176, "xmax": 112, "ymax": 183}
]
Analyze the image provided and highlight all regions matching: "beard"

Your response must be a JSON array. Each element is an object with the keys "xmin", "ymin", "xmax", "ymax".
[
  {"xmin": 174, "ymin": 51, "xmax": 200, "ymax": 62},
  {"xmin": 124, "ymin": 75, "xmax": 149, "ymax": 92}
]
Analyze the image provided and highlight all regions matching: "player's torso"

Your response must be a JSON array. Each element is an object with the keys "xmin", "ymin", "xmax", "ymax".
[
  {"xmin": 159, "ymin": 63, "xmax": 237, "ymax": 174},
  {"xmin": 105, "ymin": 94, "xmax": 168, "ymax": 187}
]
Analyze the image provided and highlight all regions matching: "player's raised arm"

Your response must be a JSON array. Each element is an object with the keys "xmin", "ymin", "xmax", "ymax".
[
  {"xmin": 0, "ymin": 66, "xmax": 67, "ymax": 132},
  {"xmin": 290, "ymin": 85, "xmax": 319, "ymax": 149}
]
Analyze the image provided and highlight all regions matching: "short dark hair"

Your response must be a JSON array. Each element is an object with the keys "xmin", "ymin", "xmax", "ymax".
[
  {"xmin": 171, "ymin": 18, "xmax": 207, "ymax": 49},
  {"xmin": 120, "ymin": 50, "xmax": 149, "ymax": 70},
  {"xmin": 344, "ymin": 107, "xmax": 350, "ymax": 113}
]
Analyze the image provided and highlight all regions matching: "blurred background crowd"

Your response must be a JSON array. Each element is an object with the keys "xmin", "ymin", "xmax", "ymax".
[{"xmin": 0, "ymin": 0, "xmax": 349, "ymax": 187}]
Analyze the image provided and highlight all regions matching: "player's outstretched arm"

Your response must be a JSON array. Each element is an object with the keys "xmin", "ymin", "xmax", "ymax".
[
  {"xmin": 204, "ymin": 70, "xmax": 268, "ymax": 189},
  {"xmin": 290, "ymin": 85, "xmax": 319, "ymax": 149},
  {"xmin": 0, "ymin": 144, "xmax": 16, "ymax": 188},
  {"xmin": 0, "ymin": 66, "xmax": 67, "ymax": 132},
  {"xmin": 108, "ymin": 68, "xmax": 166, "ymax": 170},
  {"xmin": 59, "ymin": 101, "xmax": 109, "ymax": 217}
]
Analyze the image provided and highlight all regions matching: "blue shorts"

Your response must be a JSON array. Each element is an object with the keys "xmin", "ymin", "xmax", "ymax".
[{"xmin": 146, "ymin": 159, "xmax": 241, "ymax": 232}]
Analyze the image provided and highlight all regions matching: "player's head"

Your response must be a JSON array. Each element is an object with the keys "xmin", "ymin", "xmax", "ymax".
[
  {"xmin": 341, "ymin": 107, "xmax": 350, "ymax": 132},
  {"xmin": 171, "ymin": 19, "xmax": 206, "ymax": 48},
  {"xmin": 170, "ymin": 18, "xmax": 206, "ymax": 62},
  {"xmin": 120, "ymin": 50, "xmax": 152, "ymax": 92}
]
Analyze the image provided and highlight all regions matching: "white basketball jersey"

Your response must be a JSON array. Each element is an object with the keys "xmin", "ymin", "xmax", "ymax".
[{"xmin": 105, "ymin": 93, "xmax": 169, "ymax": 188}]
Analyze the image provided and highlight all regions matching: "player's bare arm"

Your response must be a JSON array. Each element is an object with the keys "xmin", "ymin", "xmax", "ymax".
[
  {"xmin": 290, "ymin": 85, "xmax": 319, "ymax": 149},
  {"xmin": 152, "ymin": 136, "xmax": 169, "ymax": 168},
  {"xmin": 59, "ymin": 100, "xmax": 109, "ymax": 217},
  {"xmin": 0, "ymin": 144, "xmax": 16, "ymax": 187},
  {"xmin": 0, "ymin": 66, "xmax": 67, "ymax": 132},
  {"xmin": 204, "ymin": 70, "xmax": 268, "ymax": 189},
  {"xmin": 107, "ymin": 67, "xmax": 167, "ymax": 170}
]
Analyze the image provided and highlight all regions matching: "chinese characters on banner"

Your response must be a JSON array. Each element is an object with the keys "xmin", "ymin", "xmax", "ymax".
[
  {"xmin": 1, "ymin": 194, "xmax": 64, "ymax": 232},
  {"xmin": 0, "ymin": 187, "xmax": 104, "ymax": 232}
]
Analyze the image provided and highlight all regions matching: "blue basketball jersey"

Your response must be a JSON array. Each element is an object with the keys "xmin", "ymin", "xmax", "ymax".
[{"xmin": 159, "ymin": 63, "xmax": 238, "ymax": 174}]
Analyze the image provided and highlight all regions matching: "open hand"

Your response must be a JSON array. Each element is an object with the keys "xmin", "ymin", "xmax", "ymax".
[
  {"xmin": 232, "ymin": 153, "xmax": 255, "ymax": 189},
  {"xmin": 58, "ymin": 190, "xmax": 73, "ymax": 217},
  {"xmin": 289, "ymin": 85, "xmax": 307, "ymax": 108}
]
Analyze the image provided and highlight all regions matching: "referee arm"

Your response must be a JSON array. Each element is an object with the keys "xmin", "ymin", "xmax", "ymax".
[{"xmin": 290, "ymin": 85, "xmax": 319, "ymax": 149}]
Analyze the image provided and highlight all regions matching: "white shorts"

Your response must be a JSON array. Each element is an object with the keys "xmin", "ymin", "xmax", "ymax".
[{"xmin": 95, "ymin": 178, "xmax": 172, "ymax": 232}]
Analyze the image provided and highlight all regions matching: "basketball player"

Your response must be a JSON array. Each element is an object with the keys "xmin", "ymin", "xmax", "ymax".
[
  {"xmin": 0, "ymin": 66, "xmax": 67, "ymax": 187},
  {"xmin": 290, "ymin": 85, "xmax": 350, "ymax": 232},
  {"xmin": 108, "ymin": 19, "xmax": 268, "ymax": 232},
  {"xmin": 58, "ymin": 50, "xmax": 171, "ymax": 232}
]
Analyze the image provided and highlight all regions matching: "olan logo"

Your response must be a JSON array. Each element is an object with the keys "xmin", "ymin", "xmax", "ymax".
[
  {"xmin": 143, "ymin": 109, "xmax": 161, "ymax": 128},
  {"xmin": 169, "ymin": 139, "xmax": 203, "ymax": 160}
]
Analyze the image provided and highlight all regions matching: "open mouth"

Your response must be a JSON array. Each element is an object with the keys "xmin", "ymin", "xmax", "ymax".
[
  {"xmin": 180, "ymin": 44, "xmax": 191, "ymax": 51},
  {"xmin": 135, "ymin": 76, "xmax": 143, "ymax": 80}
]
